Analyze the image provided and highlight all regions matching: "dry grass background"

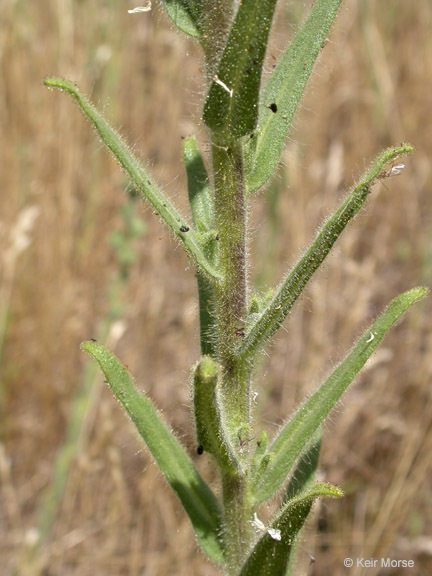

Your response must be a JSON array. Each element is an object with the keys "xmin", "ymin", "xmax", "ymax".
[{"xmin": 0, "ymin": 0, "xmax": 431, "ymax": 575}]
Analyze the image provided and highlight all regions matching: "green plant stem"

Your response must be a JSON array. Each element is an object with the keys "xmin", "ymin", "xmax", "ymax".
[
  {"xmin": 212, "ymin": 143, "xmax": 249, "ymax": 418},
  {"xmin": 221, "ymin": 472, "xmax": 254, "ymax": 575},
  {"xmin": 211, "ymin": 141, "xmax": 253, "ymax": 569}
]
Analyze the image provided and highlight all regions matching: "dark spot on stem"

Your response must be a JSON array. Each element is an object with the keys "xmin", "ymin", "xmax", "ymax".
[
  {"xmin": 180, "ymin": 226, "xmax": 190, "ymax": 232},
  {"xmin": 268, "ymin": 103, "xmax": 277, "ymax": 113},
  {"xmin": 197, "ymin": 445, "xmax": 204, "ymax": 455},
  {"xmin": 90, "ymin": 338, "xmax": 97, "ymax": 342}
]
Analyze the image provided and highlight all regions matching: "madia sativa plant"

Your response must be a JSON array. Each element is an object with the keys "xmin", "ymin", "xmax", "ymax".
[{"xmin": 44, "ymin": 1, "xmax": 428, "ymax": 574}]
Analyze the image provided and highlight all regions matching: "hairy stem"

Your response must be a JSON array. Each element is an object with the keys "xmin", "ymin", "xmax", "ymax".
[
  {"xmin": 222, "ymin": 472, "xmax": 254, "ymax": 574},
  {"xmin": 212, "ymin": 143, "xmax": 249, "ymax": 426},
  {"xmin": 212, "ymin": 141, "xmax": 254, "ymax": 568}
]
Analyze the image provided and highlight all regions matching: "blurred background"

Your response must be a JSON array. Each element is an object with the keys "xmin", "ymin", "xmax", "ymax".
[{"xmin": 1, "ymin": 0, "xmax": 431, "ymax": 574}]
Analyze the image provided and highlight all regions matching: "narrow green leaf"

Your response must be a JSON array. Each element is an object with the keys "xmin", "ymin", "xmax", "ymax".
[
  {"xmin": 193, "ymin": 356, "xmax": 240, "ymax": 470},
  {"xmin": 240, "ymin": 483, "xmax": 342, "ymax": 576},
  {"xmin": 81, "ymin": 341, "xmax": 224, "ymax": 563},
  {"xmin": 253, "ymin": 287, "xmax": 428, "ymax": 504},
  {"xmin": 183, "ymin": 136, "xmax": 217, "ymax": 355},
  {"xmin": 203, "ymin": 0, "xmax": 278, "ymax": 140},
  {"xmin": 44, "ymin": 77, "xmax": 221, "ymax": 282},
  {"xmin": 240, "ymin": 145, "xmax": 414, "ymax": 362},
  {"xmin": 161, "ymin": 0, "xmax": 202, "ymax": 38},
  {"xmin": 247, "ymin": 0, "xmax": 343, "ymax": 191}
]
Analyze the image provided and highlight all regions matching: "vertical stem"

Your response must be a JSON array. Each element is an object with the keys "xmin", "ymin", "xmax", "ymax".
[
  {"xmin": 221, "ymin": 473, "xmax": 254, "ymax": 575},
  {"xmin": 212, "ymin": 142, "xmax": 249, "ymax": 428},
  {"xmin": 212, "ymin": 141, "xmax": 253, "ymax": 569}
]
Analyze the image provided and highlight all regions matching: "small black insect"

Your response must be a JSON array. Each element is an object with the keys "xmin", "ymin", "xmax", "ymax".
[
  {"xmin": 180, "ymin": 225, "xmax": 190, "ymax": 233},
  {"xmin": 215, "ymin": 234, "xmax": 219, "ymax": 241},
  {"xmin": 235, "ymin": 329, "xmax": 245, "ymax": 337},
  {"xmin": 268, "ymin": 102, "xmax": 278, "ymax": 113},
  {"xmin": 90, "ymin": 338, "xmax": 97, "ymax": 342},
  {"xmin": 197, "ymin": 445, "xmax": 204, "ymax": 455}
]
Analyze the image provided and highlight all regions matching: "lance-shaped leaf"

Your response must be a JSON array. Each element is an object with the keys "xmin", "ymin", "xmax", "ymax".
[
  {"xmin": 44, "ymin": 77, "xmax": 221, "ymax": 282},
  {"xmin": 160, "ymin": 0, "xmax": 202, "ymax": 38},
  {"xmin": 252, "ymin": 287, "xmax": 428, "ymax": 504},
  {"xmin": 193, "ymin": 356, "xmax": 240, "ymax": 470},
  {"xmin": 239, "ymin": 145, "xmax": 414, "ymax": 363},
  {"xmin": 240, "ymin": 483, "xmax": 343, "ymax": 576},
  {"xmin": 183, "ymin": 136, "xmax": 217, "ymax": 355},
  {"xmin": 203, "ymin": 0, "xmax": 278, "ymax": 140},
  {"xmin": 81, "ymin": 341, "xmax": 224, "ymax": 564},
  {"xmin": 247, "ymin": 0, "xmax": 343, "ymax": 192}
]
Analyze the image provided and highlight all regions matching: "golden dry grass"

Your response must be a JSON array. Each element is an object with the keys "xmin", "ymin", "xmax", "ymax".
[{"xmin": 0, "ymin": 1, "xmax": 431, "ymax": 575}]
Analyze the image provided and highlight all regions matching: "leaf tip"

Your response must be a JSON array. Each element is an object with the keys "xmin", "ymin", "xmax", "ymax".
[
  {"xmin": 399, "ymin": 142, "xmax": 415, "ymax": 154},
  {"xmin": 300, "ymin": 482, "xmax": 344, "ymax": 503},
  {"xmin": 321, "ymin": 482, "xmax": 344, "ymax": 499},
  {"xmin": 413, "ymin": 285, "xmax": 429, "ymax": 299},
  {"xmin": 43, "ymin": 75, "xmax": 57, "ymax": 88},
  {"xmin": 44, "ymin": 76, "xmax": 79, "ymax": 98},
  {"xmin": 80, "ymin": 340, "xmax": 92, "ymax": 352},
  {"xmin": 402, "ymin": 285, "xmax": 429, "ymax": 305},
  {"xmin": 80, "ymin": 339, "xmax": 100, "ymax": 357}
]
